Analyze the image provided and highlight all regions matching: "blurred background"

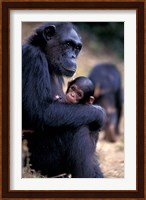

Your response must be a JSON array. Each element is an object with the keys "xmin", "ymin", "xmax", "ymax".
[{"xmin": 22, "ymin": 22, "xmax": 124, "ymax": 178}]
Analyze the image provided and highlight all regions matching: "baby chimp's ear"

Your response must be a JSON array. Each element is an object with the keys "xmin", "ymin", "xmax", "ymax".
[{"xmin": 88, "ymin": 96, "xmax": 95, "ymax": 105}]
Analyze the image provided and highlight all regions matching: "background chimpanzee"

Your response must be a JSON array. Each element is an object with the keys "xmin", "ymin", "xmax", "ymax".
[
  {"xmin": 22, "ymin": 22, "xmax": 105, "ymax": 178},
  {"xmin": 89, "ymin": 63, "xmax": 123, "ymax": 142}
]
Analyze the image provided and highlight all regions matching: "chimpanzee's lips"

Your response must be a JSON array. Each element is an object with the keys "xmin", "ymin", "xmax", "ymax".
[
  {"xmin": 63, "ymin": 65, "xmax": 76, "ymax": 77},
  {"xmin": 66, "ymin": 95, "xmax": 76, "ymax": 104},
  {"xmin": 63, "ymin": 65, "xmax": 76, "ymax": 73}
]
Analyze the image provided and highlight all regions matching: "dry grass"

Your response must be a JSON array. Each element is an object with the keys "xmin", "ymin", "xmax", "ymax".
[
  {"xmin": 97, "ymin": 133, "xmax": 124, "ymax": 178},
  {"xmin": 22, "ymin": 128, "xmax": 124, "ymax": 178}
]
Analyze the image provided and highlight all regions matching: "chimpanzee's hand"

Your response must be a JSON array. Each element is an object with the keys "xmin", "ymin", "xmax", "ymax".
[{"xmin": 89, "ymin": 105, "xmax": 106, "ymax": 131}]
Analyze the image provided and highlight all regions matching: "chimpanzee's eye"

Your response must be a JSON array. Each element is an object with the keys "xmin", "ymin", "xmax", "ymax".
[
  {"xmin": 65, "ymin": 41, "xmax": 73, "ymax": 48},
  {"xmin": 66, "ymin": 42, "xmax": 71, "ymax": 47},
  {"xmin": 64, "ymin": 42, "xmax": 71, "ymax": 48},
  {"xmin": 71, "ymin": 86, "xmax": 75, "ymax": 91},
  {"xmin": 76, "ymin": 44, "xmax": 82, "ymax": 51},
  {"xmin": 78, "ymin": 92, "xmax": 82, "ymax": 97}
]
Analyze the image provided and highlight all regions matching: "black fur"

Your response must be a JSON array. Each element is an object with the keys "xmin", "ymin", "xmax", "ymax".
[
  {"xmin": 22, "ymin": 22, "xmax": 105, "ymax": 177},
  {"xmin": 89, "ymin": 63, "xmax": 123, "ymax": 142}
]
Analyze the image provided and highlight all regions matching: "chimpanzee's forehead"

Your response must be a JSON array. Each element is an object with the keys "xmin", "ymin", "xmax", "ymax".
[{"xmin": 63, "ymin": 28, "xmax": 81, "ymax": 42}]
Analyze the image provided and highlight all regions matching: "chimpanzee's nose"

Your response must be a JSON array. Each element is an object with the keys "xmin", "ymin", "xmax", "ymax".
[{"xmin": 71, "ymin": 92, "xmax": 75, "ymax": 97}]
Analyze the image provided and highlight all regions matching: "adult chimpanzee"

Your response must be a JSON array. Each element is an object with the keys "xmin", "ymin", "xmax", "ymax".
[
  {"xmin": 89, "ymin": 63, "xmax": 123, "ymax": 142},
  {"xmin": 22, "ymin": 22, "xmax": 105, "ymax": 178}
]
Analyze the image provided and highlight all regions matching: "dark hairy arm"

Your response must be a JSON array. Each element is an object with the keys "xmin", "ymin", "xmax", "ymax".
[
  {"xmin": 22, "ymin": 45, "xmax": 106, "ymax": 130},
  {"xmin": 43, "ymin": 102, "xmax": 106, "ymax": 129}
]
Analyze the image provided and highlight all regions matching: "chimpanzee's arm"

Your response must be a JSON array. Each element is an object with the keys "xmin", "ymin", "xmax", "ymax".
[{"xmin": 22, "ymin": 45, "xmax": 105, "ymax": 129}]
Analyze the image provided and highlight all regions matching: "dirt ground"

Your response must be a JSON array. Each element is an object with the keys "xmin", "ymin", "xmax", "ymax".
[{"xmin": 97, "ymin": 132, "xmax": 124, "ymax": 178}]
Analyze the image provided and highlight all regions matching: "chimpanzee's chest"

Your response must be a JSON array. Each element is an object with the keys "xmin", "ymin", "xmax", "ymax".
[{"xmin": 51, "ymin": 76, "xmax": 65, "ymax": 100}]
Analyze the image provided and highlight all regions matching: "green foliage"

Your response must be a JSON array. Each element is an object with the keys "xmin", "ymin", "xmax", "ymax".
[{"xmin": 74, "ymin": 22, "xmax": 124, "ymax": 59}]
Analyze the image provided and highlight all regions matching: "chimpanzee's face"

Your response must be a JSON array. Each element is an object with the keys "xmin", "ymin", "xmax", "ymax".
[
  {"xmin": 65, "ymin": 84, "xmax": 84, "ymax": 104},
  {"xmin": 44, "ymin": 25, "xmax": 82, "ymax": 77}
]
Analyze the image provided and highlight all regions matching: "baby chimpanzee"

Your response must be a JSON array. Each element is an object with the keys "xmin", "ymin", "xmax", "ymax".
[
  {"xmin": 55, "ymin": 76, "xmax": 105, "ymax": 131},
  {"xmin": 55, "ymin": 76, "xmax": 95, "ymax": 105},
  {"xmin": 66, "ymin": 76, "xmax": 95, "ymax": 105}
]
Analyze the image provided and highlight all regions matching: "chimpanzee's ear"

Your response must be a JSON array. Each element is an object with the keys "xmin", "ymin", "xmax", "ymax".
[
  {"xmin": 43, "ymin": 25, "xmax": 56, "ymax": 40},
  {"xmin": 88, "ymin": 96, "xmax": 95, "ymax": 105}
]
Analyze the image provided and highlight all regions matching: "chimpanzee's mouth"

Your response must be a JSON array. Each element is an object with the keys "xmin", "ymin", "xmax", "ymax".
[
  {"xmin": 63, "ymin": 65, "xmax": 76, "ymax": 77},
  {"xmin": 63, "ymin": 65, "xmax": 76, "ymax": 72}
]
